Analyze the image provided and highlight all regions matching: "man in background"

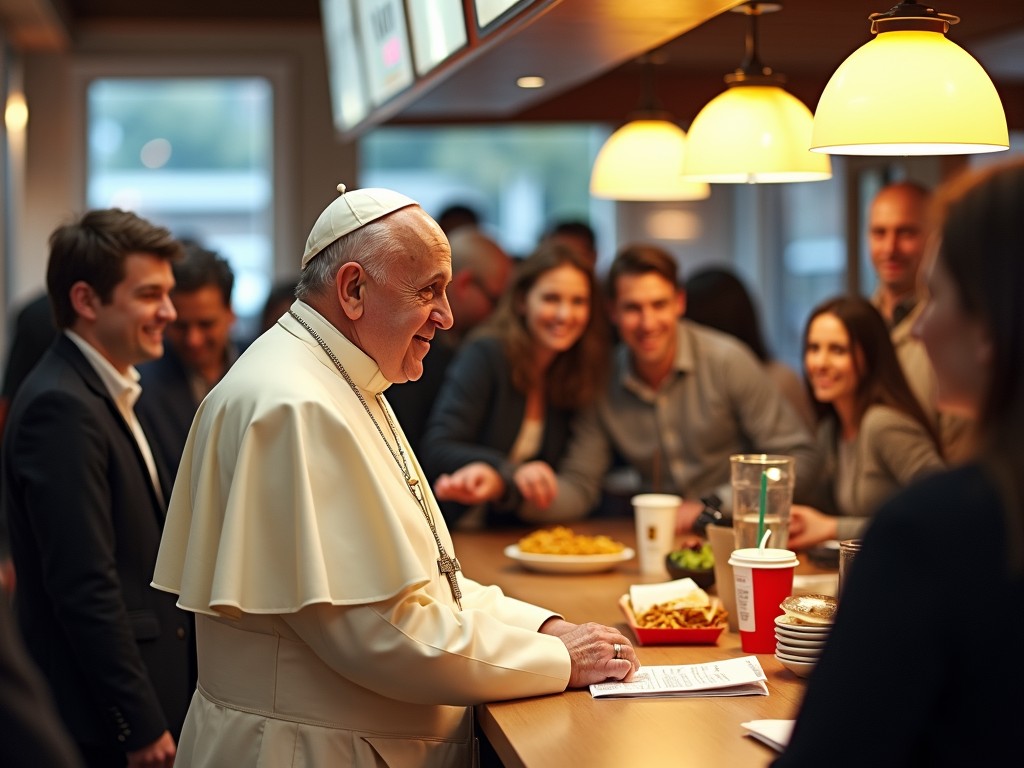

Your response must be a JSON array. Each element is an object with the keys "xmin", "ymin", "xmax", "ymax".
[
  {"xmin": 2, "ymin": 209, "xmax": 192, "ymax": 767},
  {"xmin": 387, "ymin": 226, "xmax": 511, "ymax": 454},
  {"xmin": 867, "ymin": 180, "xmax": 972, "ymax": 462},
  {"xmin": 549, "ymin": 244, "xmax": 820, "ymax": 532},
  {"xmin": 435, "ymin": 202, "xmax": 481, "ymax": 235},
  {"xmin": 137, "ymin": 241, "xmax": 239, "ymax": 480}
]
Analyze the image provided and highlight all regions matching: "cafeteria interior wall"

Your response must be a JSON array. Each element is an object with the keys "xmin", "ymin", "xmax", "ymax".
[
  {"xmin": 4, "ymin": 24, "xmax": 355, "ymax": 359},
  {"xmin": 611, "ymin": 190, "xmax": 733, "ymax": 277}
]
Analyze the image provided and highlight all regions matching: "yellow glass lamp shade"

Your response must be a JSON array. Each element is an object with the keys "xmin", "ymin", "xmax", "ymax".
[
  {"xmin": 590, "ymin": 118, "xmax": 711, "ymax": 201},
  {"xmin": 681, "ymin": 85, "xmax": 832, "ymax": 184},
  {"xmin": 811, "ymin": 30, "xmax": 1009, "ymax": 155}
]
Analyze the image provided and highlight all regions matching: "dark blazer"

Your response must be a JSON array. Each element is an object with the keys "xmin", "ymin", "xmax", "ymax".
[
  {"xmin": 1, "ymin": 334, "xmax": 193, "ymax": 752},
  {"xmin": 772, "ymin": 464, "xmax": 1024, "ymax": 767},
  {"xmin": 136, "ymin": 345, "xmax": 201, "ymax": 483},
  {"xmin": 386, "ymin": 336, "xmax": 456, "ymax": 457},
  {"xmin": 418, "ymin": 335, "xmax": 577, "ymax": 528}
]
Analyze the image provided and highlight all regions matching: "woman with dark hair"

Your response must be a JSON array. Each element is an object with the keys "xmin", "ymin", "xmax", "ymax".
[
  {"xmin": 422, "ymin": 241, "xmax": 610, "ymax": 528},
  {"xmin": 786, "ymin": 295, "xmax": 944, "ymax": 549},
  {"xmin": 685, "ymin": 266, "xmax": 815, "ymax": 428},
  {"xmin": 773, "ymin": 158, "xmax": 1024, "ymax": 768}
]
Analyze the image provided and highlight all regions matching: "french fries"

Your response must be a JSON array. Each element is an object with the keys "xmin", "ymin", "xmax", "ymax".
[
  {"xmin": 633, "ymin": 599, "xmax": 728, "ymax": 629},
  {"xmin": 518, "ymin": 526, "xmax": 625, "ymax": 555}
]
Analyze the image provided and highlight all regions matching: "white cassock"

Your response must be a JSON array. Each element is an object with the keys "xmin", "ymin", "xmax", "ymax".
[{"xmin": 153, "ymin": 300, "xmax": 570, "ymax": 767}]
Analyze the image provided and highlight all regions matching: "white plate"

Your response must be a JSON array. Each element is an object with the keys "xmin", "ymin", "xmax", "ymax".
[
  {"xmin": 774, "ymin": 624, "xmax": 831, "ymax": 641},
  {"xmin": 775, "ymin": 654, "xmax": 816, "ymax": 678},
  {"xmin": 503, "ymin": 544, "xmax": 635, "ymax": 574},
  {"xmin": 775, "ymin": 642, "xmax": 822, "ymax": 659},
  {"xmin": 780, "ymin": 594, "xmax": 838, "ymax": 625},
  {"xmin": 773, "ymin": 634, "xmax": 828, "ymax": 649},
  {"xmin": 775, "ymin": 614, "xmax": 833, "ymax": 632}
]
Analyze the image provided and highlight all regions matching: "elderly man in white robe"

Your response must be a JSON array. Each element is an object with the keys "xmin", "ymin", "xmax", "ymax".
[{"xmin": 152, "ymin": 184, "xmax": 639, "ymax": 767}]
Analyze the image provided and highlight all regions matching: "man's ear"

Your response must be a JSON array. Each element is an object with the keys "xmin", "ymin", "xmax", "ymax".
[
  {"xmin": 335, "ymin": 262, "xmax": 366, "ymax": 320},
  {"xmin": 676, "ymin": 288, "xmax": 687, "ymax": 318},
  {"xmin": 69, "ymin": 281, "xmax": 99, "ymax": 322}
]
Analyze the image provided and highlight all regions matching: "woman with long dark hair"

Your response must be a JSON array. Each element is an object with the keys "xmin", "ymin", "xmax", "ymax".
[
  {"xmin": 774, "ymin": 158, "xmax": 1024, "ymax": 767},
  {"xmin": 422, "ymin": 241, "xmax": 609, "ymax": 528},
  {"xmin": 786, "ymin": 295, "xmax": 944, "ymax": 549}
]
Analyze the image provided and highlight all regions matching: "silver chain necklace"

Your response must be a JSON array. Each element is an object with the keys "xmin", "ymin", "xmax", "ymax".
[{"xmin": 289, "ymin": 310, "xmax": 462, "ymax": 609}]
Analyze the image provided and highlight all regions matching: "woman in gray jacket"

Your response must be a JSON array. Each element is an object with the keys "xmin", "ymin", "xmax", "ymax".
[{"xmin": 787, "ymin": 295, "xmax": 944, "ymax": 549}]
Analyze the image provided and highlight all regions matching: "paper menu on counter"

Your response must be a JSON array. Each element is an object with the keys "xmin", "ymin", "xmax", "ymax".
[
  {"xmin": 590, "ymin": 656, "xmax": 768, "ymax": 699},
  {"xmin": 740, "ymin": 719, "xmax": 795, "ymax": 752}
]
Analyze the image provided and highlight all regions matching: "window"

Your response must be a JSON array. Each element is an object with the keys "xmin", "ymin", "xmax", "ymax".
[
  {"xmin": 360, "ymin": 123, "xmax": 614, "ymax": 263},
  {"xmin": 86, "ymin": 76, "xmax": 274, "ymax": 342}
]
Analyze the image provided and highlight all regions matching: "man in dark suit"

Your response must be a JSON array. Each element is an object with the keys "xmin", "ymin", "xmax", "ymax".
[
  {"xmin": 1, "ymin": 209, "xmax": 192, "ymax": 768},
  {"xmin": 137, "ymin": 241, "xmax": 239, "ymax": 482}
]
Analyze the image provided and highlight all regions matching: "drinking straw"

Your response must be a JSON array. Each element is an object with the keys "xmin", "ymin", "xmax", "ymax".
[
  {"xmin": 757, "ymin": 468, "xmax": 768, "ymax": 544},
  {"xmin": 759, "ymin": 529, "xmax": 772, "ymax": 550}
]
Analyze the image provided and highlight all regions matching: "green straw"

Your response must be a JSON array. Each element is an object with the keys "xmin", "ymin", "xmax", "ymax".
[{"xmin": 757, "ymin": 468, "xmax": 768, "ymax": 544}]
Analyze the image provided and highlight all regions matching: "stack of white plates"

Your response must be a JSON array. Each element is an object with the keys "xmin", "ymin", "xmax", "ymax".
[{"xmin": 773, "ymin": 594, "xmax": 838, "ymax": 678}]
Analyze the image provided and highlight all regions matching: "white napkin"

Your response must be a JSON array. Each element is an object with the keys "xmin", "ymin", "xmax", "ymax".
[
  {"xmin": 628, "ymin": 577, "xmax": 706, "ymax": 614},
  {"xmin": 740, "ymin": 719, "xmax": 795, "ymax": 752}
]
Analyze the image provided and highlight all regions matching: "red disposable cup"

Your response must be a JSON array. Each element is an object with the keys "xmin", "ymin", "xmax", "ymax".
[{"xmin": 728, "ymin": 547, "xmax": 799, "ymax": 654}]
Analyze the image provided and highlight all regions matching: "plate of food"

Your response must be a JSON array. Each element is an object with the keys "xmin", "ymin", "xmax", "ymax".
[
  {"xmin": 618, "ymin": 594, "xmax": 727, "ymax": 645},
  {"xmin": 504, "ymin": 526, "xmax": 634, "ymax": 574},
  {"xmin": 779, "ymin": 593, "xmax": 838, "ymax": 625}
]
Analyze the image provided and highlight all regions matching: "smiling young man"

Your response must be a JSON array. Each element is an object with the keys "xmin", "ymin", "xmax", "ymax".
[
  {"xmin": 1, "ymin": 209, "xmax": 192, "ymax": 768},
  {"xmin": 552, "ymin": 244, "xmax": 821, "ymax": 533},
  {"xmin": 152, "ymin": 185, "xmax": 639, "ymax": 768}
]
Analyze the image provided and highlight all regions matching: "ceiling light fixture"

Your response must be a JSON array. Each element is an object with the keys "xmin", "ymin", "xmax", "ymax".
[
  {"xmin": 681, "ymin": 2, "xmax": 831, "ymax": 184},
  {"xmin": 590, "ymin": 56, "xmax": 711, "ymax": 201},
  {"xmin": 811, "ymin": 1, "xmax": 1008, "ymax": 155},
  {"xmin": 516, "ymin": 75, "xmax": 545, "ymax": 89}
]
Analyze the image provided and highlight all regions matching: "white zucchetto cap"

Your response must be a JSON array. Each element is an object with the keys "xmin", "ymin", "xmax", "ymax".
[{"xmin": 301, "ymin": 183, "xmax": 418, "ymax": 269}]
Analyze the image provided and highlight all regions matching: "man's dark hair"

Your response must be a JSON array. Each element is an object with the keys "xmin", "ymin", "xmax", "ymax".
[
  {"xmin": 46, "ymin": 208, "xmax": 183, "ymax": 329},
  {"xmin": 605, "ymin": 243, "xmax": 680, "ymax": 301},
  {"xmin": 436, "ymin": 204, "xmax": 481, "ymax": 234},
  {"xmin": 173, "ymin": 239, "xmax": 234, "ymax": 307}
]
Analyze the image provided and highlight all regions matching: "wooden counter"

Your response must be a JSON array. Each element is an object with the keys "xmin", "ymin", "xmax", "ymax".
[{"xmin": 452, "ymin": 519, "xmax": 831, "ymax": 768}]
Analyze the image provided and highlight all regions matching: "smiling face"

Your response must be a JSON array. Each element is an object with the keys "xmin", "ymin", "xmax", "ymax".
[
  {"xmin": 868, "ymin": 185, "xmax": 928, "ymax": 302},
  {"xmin": 165, "ymin": 284, "xmax": 235, "ymax": 379},
  {"xmin": 357, "ymin": 208, "xmax": 454, "ymax": 383},
  {"xmin": 913, "ymin": 254, "xmax": 990, "ymax": 418},
  {"xmin": 86, "ymin": 252, "xmax": 177, "ymax": 374},
  {"xmin": 522, "ymin": 262, "xmax": 591, "ymax": 359},
  {"xmin": 610, "ymin": 271, "xmax": 684, "ymax": 387},
  {"xmin": 804, "ymin": 312, "xmax": 860, "ymax": 411}
]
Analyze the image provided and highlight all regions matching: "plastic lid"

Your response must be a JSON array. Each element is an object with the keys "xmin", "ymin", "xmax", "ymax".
[{"xmin": 729, "ymin": 547, "xmax": 799, "ymax": 567}]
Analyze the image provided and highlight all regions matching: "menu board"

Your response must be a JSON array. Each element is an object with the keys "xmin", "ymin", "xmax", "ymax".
[
  {"xmin": 406, "ymin": 0, "xmax": 468, "ymax": 76},
  {"xmin": 356, "ymin": 0, "xmax": 415, "ymax": 106},
  {"xmin": 474, "ymin": 0, "xmax": 532, "ymax": 29},
  {"xmin": 320, "ymin": 0, "xmax": 371, "ymax": 131}
]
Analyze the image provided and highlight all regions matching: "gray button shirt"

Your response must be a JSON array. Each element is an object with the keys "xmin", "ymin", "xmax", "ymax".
[{"xmin": 548, "ymin": 320, "xmax": 821, "ymax": 519}]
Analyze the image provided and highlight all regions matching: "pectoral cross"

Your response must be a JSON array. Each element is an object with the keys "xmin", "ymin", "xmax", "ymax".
[{"xmin": 438, "ymin": 551, "xmax": 463, "ymax": 610}]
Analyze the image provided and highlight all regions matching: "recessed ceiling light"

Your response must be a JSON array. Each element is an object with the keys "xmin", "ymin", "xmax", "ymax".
[{"xmin": 516, "ymin": 76, "xmax": 545, "ymax": 89}]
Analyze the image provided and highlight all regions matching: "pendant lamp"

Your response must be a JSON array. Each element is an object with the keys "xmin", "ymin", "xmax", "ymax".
[
  {"xmin": 811, "ymin": 2, "xmax": 1009, "ymax": 156},
  {"xmin": 681, "ymin": 2, "xmax": 831, "ymax": 184},
  {"xmin": 590, "ymin": 57, "xmax": 711, "ymax": 201}
]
